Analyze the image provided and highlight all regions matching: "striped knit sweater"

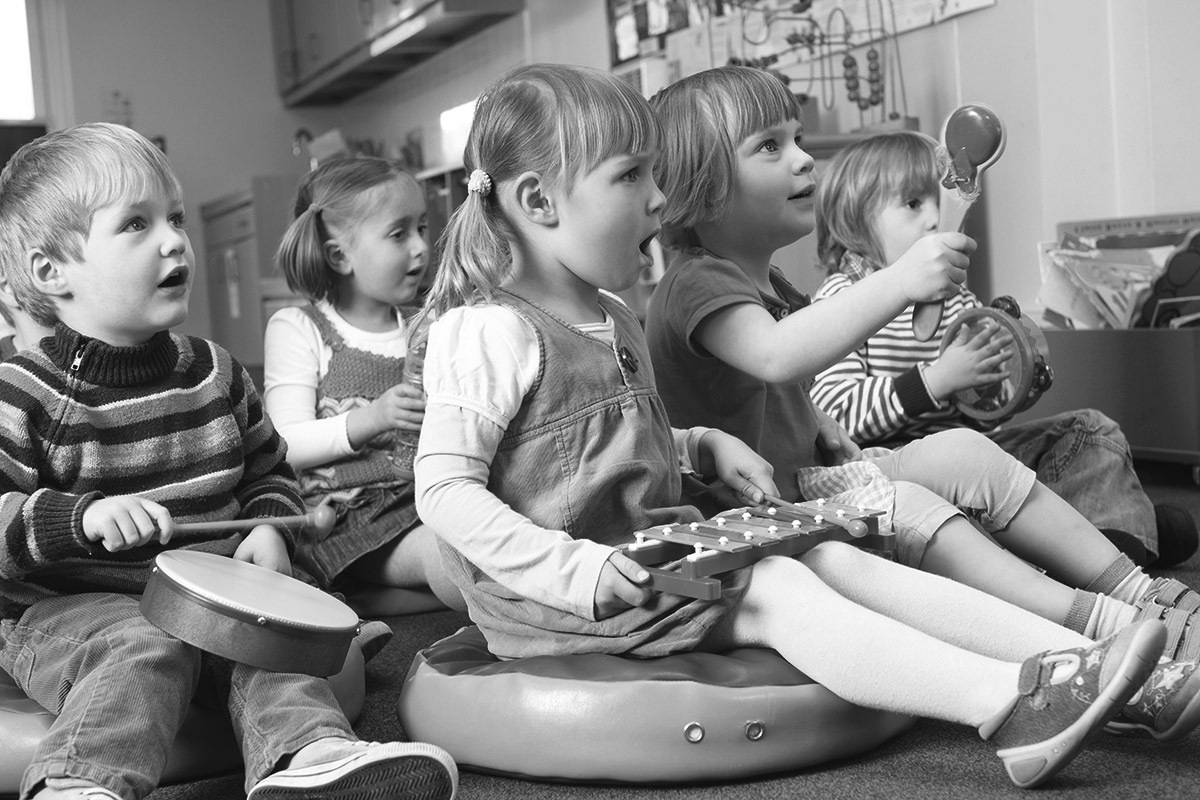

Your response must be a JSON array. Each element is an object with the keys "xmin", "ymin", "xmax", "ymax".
[
  {"xmin": 0, "ymin": 324, "xmax": 303, "ymax": 621},
  {"xmin": 811, "ymin": 253, "xmax": 990, "ymax": 447}
]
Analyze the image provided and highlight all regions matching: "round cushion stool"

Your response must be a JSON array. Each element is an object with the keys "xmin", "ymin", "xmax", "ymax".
[
  {"xmin": 0, "ymin": 644, "xmax": 365, "ymax": 795},
  {"xmin": 398, "ymin": 626, "xmax": 915, "ymax": 784}
]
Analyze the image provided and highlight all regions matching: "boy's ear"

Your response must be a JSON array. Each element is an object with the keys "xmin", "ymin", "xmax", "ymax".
[
  {"xmin": 28, "ymin": 249, "xmax": 71, "ymax": 297},
  {"xmin": 512, "ymin": 171, "xmax": 558, "ymax": 227},
  {"xmin": 323, "ymin": 240, "xmax": 353, "ymax": 276}
]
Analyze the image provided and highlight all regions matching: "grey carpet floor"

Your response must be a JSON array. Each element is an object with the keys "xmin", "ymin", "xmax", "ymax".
[{"xmin": 147, "ymin": 460, "xmax": 1200, "ymax": 800}]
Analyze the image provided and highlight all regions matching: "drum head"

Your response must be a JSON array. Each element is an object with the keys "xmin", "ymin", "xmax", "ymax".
[{"xmin": 141, "ymin": 551, "xmax": 358, "ymax": 676}]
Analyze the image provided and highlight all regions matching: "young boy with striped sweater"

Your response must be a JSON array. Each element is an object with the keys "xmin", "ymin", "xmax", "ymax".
[{"xmin": 0, "ymin": 123, "xmax": 456, "ymax": 800}]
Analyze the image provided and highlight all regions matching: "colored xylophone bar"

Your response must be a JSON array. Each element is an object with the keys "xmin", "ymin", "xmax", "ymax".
[{"xmin": 618, "ymin": 498, "xmax": 890, "ymax": 601}]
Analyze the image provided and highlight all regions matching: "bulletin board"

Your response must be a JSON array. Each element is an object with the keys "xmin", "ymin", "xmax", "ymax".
[
  {"xmin": 610, "ymin": 0, "xmax": 994, "ymax": 65},
  {"xmin": 609, "ymin": 0, "xmax": 994, "ymax": 125}
]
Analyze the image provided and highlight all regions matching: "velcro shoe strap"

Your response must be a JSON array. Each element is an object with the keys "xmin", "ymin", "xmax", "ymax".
[
  {"xmin": 1149, "ymin": 578, "xmax": 1196, "ymax": 609},
  {"xmin": 1016, "ymin": 653, "xmax": 1048, "ymax": 696}
]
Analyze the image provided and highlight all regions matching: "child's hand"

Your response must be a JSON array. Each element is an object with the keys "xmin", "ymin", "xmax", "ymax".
[
  {"xmin": 697, "ymin": 430, "xmax": 781, "ymax": 506},
  {"xmin": 363, "ymin": 384, "xmax": 426, "ymax": 437},
  {"xmin": 232, "ymin": 525, "xmax": 292, "ymax": 575},
  {"xmin": 82, "ymin": 496, "xmax": 172, "ymax": 552},
  {"xmin": 594, "ymin": 552, "xmax": 653, "ymax": 619},
  {"xmin": 893, "ymin": 232, "xmax": 976, "ymax": 303},
  {"xmin": 923, "ymin": 321, "xmax": 1013, "ymax": 401},
  {"xmin": 815, "ymin": 409, "xmax": 862, "ymax": 466}
]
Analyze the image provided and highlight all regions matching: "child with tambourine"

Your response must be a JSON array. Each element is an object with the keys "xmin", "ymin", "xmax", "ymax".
[
  {"xmin": 414, "ymin": 62, "xmax": 1200, "ymax": 790},
  {"xmin": 0, "ymin": 124, "xmax": 456, "ymax": 800},
  {"xmin": 644, "ymin": 66, "xmax": 1200, "ymax": 668},
  {"xmin": 811, "ymin": 129, "xmax": 1196, "ymax": 570}
]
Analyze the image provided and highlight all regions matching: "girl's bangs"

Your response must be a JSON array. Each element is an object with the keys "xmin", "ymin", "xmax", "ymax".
[
  {"xmin": 571, "ymin": 78, "xmax": 659, "ymax": 174},
  {"xmin": 726, "ymin": 73, "xmax": 802, "ymax": 143},
  {"xmin": 879, "ymin": 140, "xmax": 939, "ymax": 201}
]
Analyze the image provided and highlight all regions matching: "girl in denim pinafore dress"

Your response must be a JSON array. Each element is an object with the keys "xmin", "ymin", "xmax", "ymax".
[{"xmin": 264, "ymin": 157, "xmax": 463, "ymax": 611}]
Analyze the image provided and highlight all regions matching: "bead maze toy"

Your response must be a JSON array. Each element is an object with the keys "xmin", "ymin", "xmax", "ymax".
[{"xmin": 618, "ymin": 497, "xmax": 890, "ymax": 600}]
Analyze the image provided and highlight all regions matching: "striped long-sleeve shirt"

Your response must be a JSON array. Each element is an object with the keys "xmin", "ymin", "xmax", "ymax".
[
  {"xmin": 810, "ymin": 254, "xmax": 988, "ymax": 447},
  {"xmin": 0, "ymin": 324, "xmax": 303, "ymax": 621}
]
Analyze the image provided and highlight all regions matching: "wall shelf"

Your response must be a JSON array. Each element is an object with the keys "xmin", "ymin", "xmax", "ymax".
[{"xmin": 275, "ymin": 0, "xmax": 524, "ymax": 108}]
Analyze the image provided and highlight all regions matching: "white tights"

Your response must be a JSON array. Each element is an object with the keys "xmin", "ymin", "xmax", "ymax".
[{"xmin": 701, "ymin": 542, "xmax": 1091, "ymax": 728}]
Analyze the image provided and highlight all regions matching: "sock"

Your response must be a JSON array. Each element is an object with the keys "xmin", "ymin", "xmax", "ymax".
[
  {"xmin": 1086, "ymin": 593, "xmax": 1138, "ymax": 639},
  {"xmin": 1061, "ymin": 589, "xmax": 1096, "ymax": 634},
  {"xmin": 1085, "ymin": 554, "xmax": 1139, "ymax": 596},
  {"xmin": 1108, "ymin": 567, "xmax": 1155, "ymax": 606}
]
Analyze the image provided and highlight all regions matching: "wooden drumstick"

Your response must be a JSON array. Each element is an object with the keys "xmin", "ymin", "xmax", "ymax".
[
  {"xmin": 761, "ymin": 494, "xmax": 869, "ymax": 538},
  {"xmin": 171, "ymin": 504, "xmax": 336, "ymax": 537}
]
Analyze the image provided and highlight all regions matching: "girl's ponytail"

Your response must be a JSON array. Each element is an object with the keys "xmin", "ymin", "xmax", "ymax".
[
  {"xmin": 275, "ymin": 198, "xmax": 333, "ymax": 303},
  {"xmin": 426, "ymin": 169, "xmax": 514, "ymax": 317}
]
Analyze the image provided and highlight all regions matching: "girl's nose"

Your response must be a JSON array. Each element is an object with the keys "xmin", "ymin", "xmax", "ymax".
[
  {"xmin": 791, "ymin": 147, "xmax": 815, "ymax": 175},
  {"xmin": 923, "ymin": 198, "xmax": 940, "ymax": 230},
  {"xmin": 648, "ymin": 180, "xmax": 666, "ymax": 216}
]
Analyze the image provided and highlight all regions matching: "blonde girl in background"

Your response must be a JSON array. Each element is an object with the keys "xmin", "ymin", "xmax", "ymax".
[
  {"xmin": 810, "ymin": 129, "xmax": 1196, "ymax": 570},
  {"xmin": 265, "ymin": 156, "xmax": 463, "ymax": 616},
  {"xmin": 411, "ymin": 61, "xmax": 1193, "ymax": 789}
]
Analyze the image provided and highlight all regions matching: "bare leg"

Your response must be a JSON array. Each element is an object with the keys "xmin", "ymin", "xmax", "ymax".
[
  {"xmin": 343, "ymin": 525, "xmax": 466, "ymax": 612},
  {"xmin": 920, "ymin": 514, "xmax": 1080, "ymax": 622},
  {"xmin": 992, "ymin": 482, "xmax": 1124, "ymax": 587}
]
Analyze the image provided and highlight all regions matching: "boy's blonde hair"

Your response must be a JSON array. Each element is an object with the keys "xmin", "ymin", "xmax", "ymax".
[
  {"xmin": 815, "ymin": 130, "xmax": 940, "ymax": 273},
  {"xmin": 275, "ymin": 156, "xmax": 419, "ymax": 306},
  {"xmin": 426, "ymin": 62, "xmax": 660, "ymax": 316},
  {"xmin": 650, "ymin": 66, "xmax": 803, "ymax": 250},
  {"xmin": 0, "ymin": 122, "xmax": 183, "ymax": 326}
]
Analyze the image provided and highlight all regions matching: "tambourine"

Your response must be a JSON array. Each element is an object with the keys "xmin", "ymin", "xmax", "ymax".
[
  {"xmin": 941, "ymin": 296, "xmax": 1053, "ymax": 423},
  {"xmin": 140, "ymin": 550, "xmax": 360, "ymax": 677}
]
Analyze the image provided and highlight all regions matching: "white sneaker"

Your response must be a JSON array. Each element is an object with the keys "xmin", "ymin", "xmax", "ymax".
[{"xmin": 247, "ymin": 740, "xmax": 457, "ymax": 800}]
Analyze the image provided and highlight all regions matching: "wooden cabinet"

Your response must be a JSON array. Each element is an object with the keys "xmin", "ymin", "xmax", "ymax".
[
  {"xmin": 202, "ymin": 176, "xmax": 303, "ymax": 371},
  {"xmin": 269, "ymin": 0, "xmax": 524, "ymax": 107},
  {"xmin": 417, "ymin": 165, "xmax": 468, "ymax": 295}
]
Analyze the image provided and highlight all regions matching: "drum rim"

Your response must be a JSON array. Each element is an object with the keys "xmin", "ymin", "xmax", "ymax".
[{"xmin": 151, "ymin": 551, "xmax": 358, "ymax": 634}]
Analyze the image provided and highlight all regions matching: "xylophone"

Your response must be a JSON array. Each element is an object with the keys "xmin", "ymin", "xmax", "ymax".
[{"xmin": 618, "ymin": 497, "xmax": 889, "ymax": 600}]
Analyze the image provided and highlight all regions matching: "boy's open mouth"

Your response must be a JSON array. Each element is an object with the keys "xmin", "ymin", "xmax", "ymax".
[
  {"xmin": 639, "ymin": 231, "xmax": 659, "ymax": 255},
  {"xmin": 159, "ymin": 266, "xmax": 189, "ymax": 288}
]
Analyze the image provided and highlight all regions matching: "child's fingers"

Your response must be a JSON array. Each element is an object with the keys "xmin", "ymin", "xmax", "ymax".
[
  {"xmin": 737, "ymin": 468, "xmax": 780, "ymax": 505},
  {"xmin": 610, "ymin": 552, "xmax": 650, "ymax": 585}
]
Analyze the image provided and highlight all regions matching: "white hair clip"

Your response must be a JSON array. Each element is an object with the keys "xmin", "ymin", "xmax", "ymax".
[{"xmin": 467, "ymin": 169, "xmax": 493, "ymax": 198}]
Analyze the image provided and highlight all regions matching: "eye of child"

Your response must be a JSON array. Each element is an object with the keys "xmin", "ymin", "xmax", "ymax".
[
  {"xmin": 170, "ymin": 212, "xmax": 187, "ymax": 228},
  {"xmin": 759, "ymin": 139, "xmax": 779, "ymax": 153},
  {"xmin": 123, "ymin": 217, "xmax": 147, "ymax": 232}
]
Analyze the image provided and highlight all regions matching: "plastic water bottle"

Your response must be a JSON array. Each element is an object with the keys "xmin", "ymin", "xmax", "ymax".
[{"xmin": 394, "ymin": 315, "xmax": 430, "ymax": 482}]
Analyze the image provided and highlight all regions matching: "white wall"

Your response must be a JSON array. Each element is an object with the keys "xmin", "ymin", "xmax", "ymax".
[
  {"xmin": 40, "ymin": 0, "xmax": 339, "ymax": 340},
  {"xmin": 36, "ymin": 0, "xmax": 1200, "ymax": 332}
]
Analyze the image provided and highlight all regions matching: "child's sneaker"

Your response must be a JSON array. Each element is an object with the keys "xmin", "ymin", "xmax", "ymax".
[
  {"xmin": 1132, "ymin": 577, "xmax": 1200, "ymax": 661},
  {"xmin": 980, "ymin": 620, "xmax": 1165, "ymax": 789},
  {"xmin": 1106, "ymin": 657, "xmax": 1200, "ymax": 741},
  {"xmin": 248, "ymin": 740, "xmax": 457, "ymax": 800}
]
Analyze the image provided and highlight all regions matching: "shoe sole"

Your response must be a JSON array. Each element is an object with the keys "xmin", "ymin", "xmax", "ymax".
[
  {"xmin": 248, "ymin": 742, "xmax": 458, "ymax": 800},
  {"xmin": 1106, "ymin": 667, "xmax": 1200, "ymax": 742},
  {"xmin": 996, "ymin": 621, "xmax": 1165, "ymax": 789}
]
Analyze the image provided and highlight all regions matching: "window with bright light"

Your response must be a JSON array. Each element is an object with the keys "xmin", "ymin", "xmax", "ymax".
[{"xmin": 0, "ymin": 0, "xmax": 36, "ymax": 120}]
